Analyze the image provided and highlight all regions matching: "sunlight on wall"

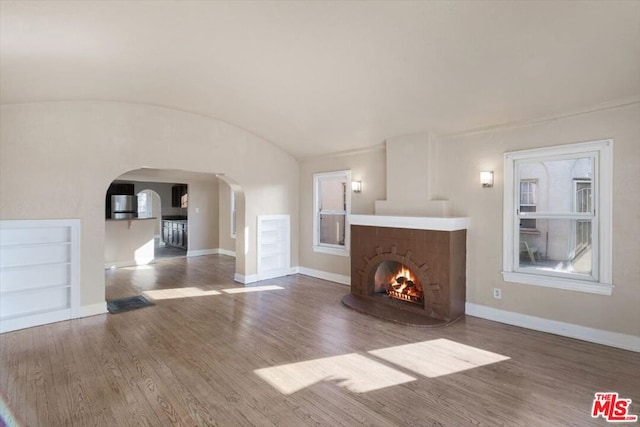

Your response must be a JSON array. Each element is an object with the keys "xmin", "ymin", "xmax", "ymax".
[
  {"xmin": 254, "ymin": 353, "xmax": 416, "ymax": 395},
  {"xmin": 369, "ymin": 338, "xmax": 510, "ymax": 378},
  {"xmin": 134, "ymin": 238, "xmax": 154, "ymax": 265},
  {"xmin": 255, "ymin": 339, "xmax": 510, "ymax": 395},
  {"xmin": 222, "ymin": 285, "xmax": 284, "ymax": 294},
  {"xmin": 244, "ymin": 226, "xmax": 250, "ymax": 255}
]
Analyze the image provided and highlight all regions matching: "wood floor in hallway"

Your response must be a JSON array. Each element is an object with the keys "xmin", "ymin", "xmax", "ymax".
[{"xmin": 1, "ymin": 254, "xmax": 638, "ymax": 426}]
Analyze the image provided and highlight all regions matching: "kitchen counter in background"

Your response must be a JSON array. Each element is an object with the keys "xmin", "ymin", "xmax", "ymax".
[
  {"xmin": 105, "ymin": 217, "xmax": 157, "ymax": 268},
  {"xmin": 162, "ymin": 219, "xmax": 188, "ymax": 250}
]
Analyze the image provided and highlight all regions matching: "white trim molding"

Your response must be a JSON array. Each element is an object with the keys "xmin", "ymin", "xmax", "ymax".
[
  {"xmin": 0, "ymin": 309, "xmax": 71, "ymax": 334},
  {"xmin": 187, "ymin": 248, "xmax": 219, "ymax": 257},
  {"xmin": 466, "ymin": 303, "xmax": 640, "ymax": 352},
  {"xmin": 296, "ymin": 266, "xmax": 350, "ymax": 286},
  {"xmin": 217, "ymin": 248, "xmax": 236, "ymax": 258},
  {"xmin": 349, "ymin": 214, "xmax": 469, "ymax": 231},
  {"xmin": 234, "ymin": 273, "xmax": 259, "ymax": 284}
]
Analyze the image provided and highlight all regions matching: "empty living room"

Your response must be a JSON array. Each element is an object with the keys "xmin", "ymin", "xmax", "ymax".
[{"xmin": 1, "ymin": 1, "xmax": 638, "ymax": 426}]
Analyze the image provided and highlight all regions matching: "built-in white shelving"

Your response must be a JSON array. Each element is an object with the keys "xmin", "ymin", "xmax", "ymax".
[
  {"xmin": 257, "ymin": 215, "xmax": 291, "ymax": 281},
  {"xmin": 0, "ymin": 220, "xmax": 81, "ymax": 333}
]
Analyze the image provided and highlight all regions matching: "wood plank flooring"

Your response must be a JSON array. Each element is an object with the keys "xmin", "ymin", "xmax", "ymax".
[{"xmin": 1, "ymin": 254, "xmax": 639, "ymax": 426}]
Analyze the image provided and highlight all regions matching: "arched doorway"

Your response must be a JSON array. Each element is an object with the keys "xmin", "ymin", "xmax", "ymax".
[{"xmin": 104, "ymin": 168, "xmax": 246, "ymax": 278}]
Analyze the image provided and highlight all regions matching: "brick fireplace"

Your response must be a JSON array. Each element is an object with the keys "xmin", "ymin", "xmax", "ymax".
[{"xmin": 343, "ymin": 215, "xmax": 469, "ymax": 327}]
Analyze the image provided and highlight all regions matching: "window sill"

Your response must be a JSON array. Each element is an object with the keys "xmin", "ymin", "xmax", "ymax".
[
  {"xmin": 501, "ymin": 271, "xmax": 613, "ymax": 295},
  {"xmin": 313, "ymin": 245, "xmax": 350, "ymax": 257}
]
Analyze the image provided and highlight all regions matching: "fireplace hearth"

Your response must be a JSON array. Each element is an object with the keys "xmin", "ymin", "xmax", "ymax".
[{"xmin": 343, "ymin": 215, "xmax": 468, "ymax": 327}]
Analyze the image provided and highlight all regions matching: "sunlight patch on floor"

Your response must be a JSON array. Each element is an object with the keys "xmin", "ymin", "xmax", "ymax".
[
  {"xmin": 369, "ymin": 338, "xmax": 510, "ymax": 378},
  {"xmin": 121, "ymin": 265, "xmax": 154, "ymax": 271},
  {"xmin": 255, "ymin": 339, "xmax": 510, "ymax": 395},
  {"xmin": 143, "ymin": 287, "xmax": 222, "ymax": 300},
  {"xmin": 222, "ymin": 285, "xmax": 284, "ymax": 294},
  {"xmin": 254, "ymin": 353, "xmax": 416, "ymax": 395}
]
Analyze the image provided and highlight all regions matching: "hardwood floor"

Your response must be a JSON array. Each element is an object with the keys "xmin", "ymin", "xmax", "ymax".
[{"xmin": 1, "ymin": 254, "xmax": 638, "ymax": 426}]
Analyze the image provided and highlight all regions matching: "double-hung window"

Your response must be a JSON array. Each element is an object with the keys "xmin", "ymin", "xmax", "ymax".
[
  {"xmin": 313, "ymin": 170, "xmax": 351, "ymax": 256},
  {"xmin": 502, "ymin": 140, "xmax": 613, "ymax": 295}
]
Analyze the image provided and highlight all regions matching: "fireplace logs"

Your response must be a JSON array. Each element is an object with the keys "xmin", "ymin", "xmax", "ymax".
[{"xmin": 381, "ymin": 265, "xmax": 424, "ymax": 304}]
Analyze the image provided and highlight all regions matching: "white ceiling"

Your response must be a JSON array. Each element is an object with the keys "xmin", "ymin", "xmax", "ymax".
[{"xmin": 1, "ymin": 1, "xmax": 638, "ymax": 158}]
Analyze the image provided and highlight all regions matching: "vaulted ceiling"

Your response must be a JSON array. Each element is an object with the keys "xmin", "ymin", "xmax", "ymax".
[{"xmin": 1, "ymin": 1, "xmax": 638, "ymax": 158}]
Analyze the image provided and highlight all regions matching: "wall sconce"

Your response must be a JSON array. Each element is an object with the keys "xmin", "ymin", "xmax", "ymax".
[
  {"xmin": 480, "ymin": 171, "xmax": 494, "ymax": 188},
  {"xmin": 351, "ymin": 181, "xmax": 362, "ymax": 193}
]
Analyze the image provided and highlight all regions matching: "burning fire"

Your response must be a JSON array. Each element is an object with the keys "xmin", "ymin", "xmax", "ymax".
[{"xmin": 386, "ymin": 265, "xmax": 423, "ymax": 303}]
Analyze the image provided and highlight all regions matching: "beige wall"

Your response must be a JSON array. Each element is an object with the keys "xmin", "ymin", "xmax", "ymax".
[
  {"xmin": 299, "ymin": 147, "xmax": 386, "ymax": 276},
  {"xmin": 218, "ymin": 180, "xmax": 236, "ymax": 254},
  {"xmin": 186, "ymin": 177, "xmax": 219, "ymax": 252},
  {"xmin": 0, "ymin": 101, "xmax": 299, "ymax": 307},
  {"xmin": 438, "ymin": 104, "xmax": 640, "ymax": 336}
]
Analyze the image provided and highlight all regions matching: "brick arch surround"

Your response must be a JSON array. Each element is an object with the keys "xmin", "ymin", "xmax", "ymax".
[
  {"xmin": 348, "ymin": 223, "xmax": 467, "ymax": 324},
  {"xmin": 358, "ymin": 245, "xmax": 445, "ymax": 320}
]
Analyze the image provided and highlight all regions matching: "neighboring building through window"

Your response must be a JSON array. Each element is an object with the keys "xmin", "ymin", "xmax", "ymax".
[
  {"xmin": 519, "ymin": 179, "xmax": 537, "ymax": 231},
  {"xmin": 502, "ymin": 139, "xmax": 613, "ymax": 295},
  {"xmin": 313, "ymin": 170, "xmax": 351, "ymax": 256}
]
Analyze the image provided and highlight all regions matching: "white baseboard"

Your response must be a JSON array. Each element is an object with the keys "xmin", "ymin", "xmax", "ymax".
[
  {"xmin": 258, "ymin": 268, "xmax": 297, "ymax": 281},
  {"xmin": 466, "ymin": 303, "xmax": 640, "ymax": 353},
  {"xmin": 187, "ymin": 248, "xmax": 236, "ymax": 258},
  {"xmin": 234, "ymin": 273, "xmax": 259, "ymax": 284},
  {"xmin": 217, "ymin": 248, "xmax": 236, "ymax": 257},
  {"xmin": 187, "ymin": 248, "xmax": 219, "ymax": 257},
  {"xmin": 0, "ymin": 309, "xmax": 71, "ymax": 333},
  {"xmin": 79, "ymin": 302, "xmax": 108, "ymax": 318},
  {"xmin": 234, "ymin": 268, "xmax": 296, "ymax": 284},
  {"xmin": 296, "ymin": 267, "xmax": 350, "ymax": 286},
  {"xmin": 104, "ymin": 259, "xmax": 153, "ymax": 269}
]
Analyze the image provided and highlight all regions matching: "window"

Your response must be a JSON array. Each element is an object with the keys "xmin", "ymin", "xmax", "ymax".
[
  {"xmin": 313, "ymin": 170, "xmax": 351, "ymax": 256},
  {"xmin": 137, "ymin": 191, "xmax": 150, "ymax": 218},
  {"xmin": 502, "ymin": 140, "xmax": 613, "ymax": 295}
]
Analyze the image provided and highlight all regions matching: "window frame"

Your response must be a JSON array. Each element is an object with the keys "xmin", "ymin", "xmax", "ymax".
[
  {"xmin": 502, "ymin": 139, "xmax": 613, "ymax": 295},
  {"xmin": 312, "ymin": 170, "xmax": 351, "ymax": 257}
]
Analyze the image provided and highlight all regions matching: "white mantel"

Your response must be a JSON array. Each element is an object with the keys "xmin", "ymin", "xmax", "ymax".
[{"xmin": 348, "ymin": 214, "xmax": 469, "ymax": 231}]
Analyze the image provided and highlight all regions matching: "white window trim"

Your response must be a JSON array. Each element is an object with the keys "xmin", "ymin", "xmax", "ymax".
[
  {"xmin": 313, "ymin": 170, "xmax": 351, "ymax": 257},
  {"xmin": 502, "ymin": 139, "xmax": 613, "ymax": 295}
]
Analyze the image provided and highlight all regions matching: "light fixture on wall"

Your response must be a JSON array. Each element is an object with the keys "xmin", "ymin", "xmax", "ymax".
[
  {"xmin": 351, "ymin": 181, "xmax": 362, "ymax": 193},
  {"xmin": 480, "ymin": 171, "xmax": 494, "ymax": 188}
]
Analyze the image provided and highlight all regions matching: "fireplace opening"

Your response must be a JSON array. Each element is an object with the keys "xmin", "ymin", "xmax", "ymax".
[{"xmin": 374, "ymin": 261, "xmax": 424, "ymax": 305}]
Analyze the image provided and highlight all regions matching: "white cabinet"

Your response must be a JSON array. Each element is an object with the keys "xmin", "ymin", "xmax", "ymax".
[
  {"xmin": 0, "ymin": 220, "xmax": 80, "ymax": 333},
  {"xmin": 257, "ymin": 215, "xmax": 291, "ymax": 280}
]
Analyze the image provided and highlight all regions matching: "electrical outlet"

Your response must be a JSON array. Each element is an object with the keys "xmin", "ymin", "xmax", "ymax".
[{"xmin": 493, "ymin": 288, "xmax": 502, "ymax": 299}]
